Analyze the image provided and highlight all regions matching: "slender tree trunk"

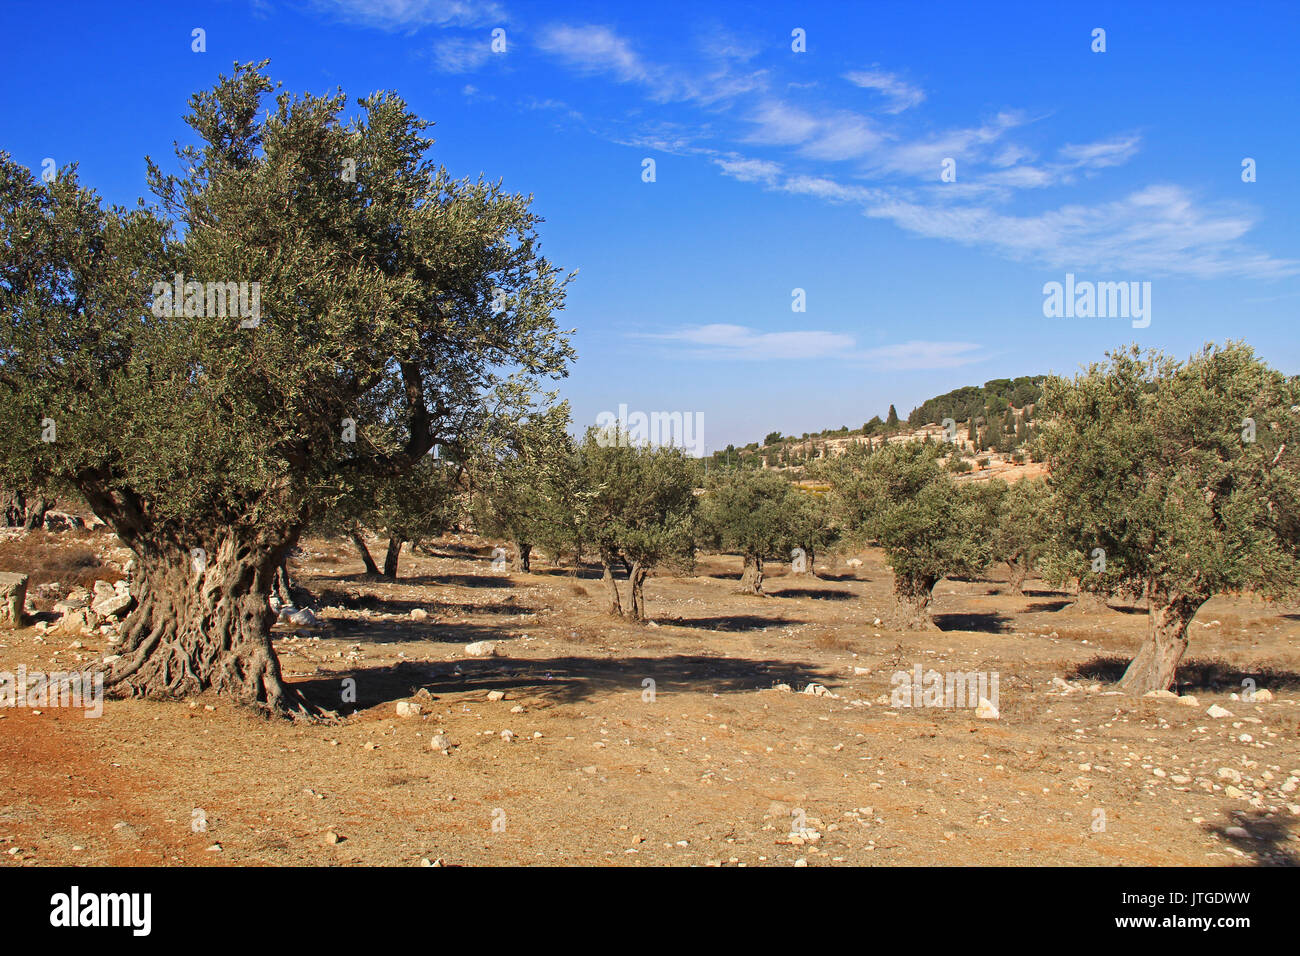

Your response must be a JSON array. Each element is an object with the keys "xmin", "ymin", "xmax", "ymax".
[
  {"xmin": 601, "ymin": 560, "xmax": 623, "ymax": 617},
  {"xmin": 105, "ymin": 533, "xmax": 303, "ymax": 713},
  {"xmin": 273, "ymin": 558, "xmax": 294, "ymax": 605},
  {"xmin": 894, "ymin": 574, "xmax": 939, "ymax": 630},
  {"xmin": 350, "ymin": 529, "xmax": 379, "ymax": 576},
  {"xmin": 628, "ymin": 561, "xmax": 649, "ymax": 622},
  {"xmin": 739, "ymin": 553, "xmax": 764, "ymax": 594},
  {"xmin": 382, "ymin": 537, "xmax": 402, "ymax": 580},
  {"xmin": 1117, "ymin": 585, "xmax": 1206, "ymax": 694},
  {"xmin": 512, "ymin": 543, "xmax": 532, "ymax": 573},
  {"xmin": 803, "ymin": 546, "xmax": 817, "ymax": 578}
]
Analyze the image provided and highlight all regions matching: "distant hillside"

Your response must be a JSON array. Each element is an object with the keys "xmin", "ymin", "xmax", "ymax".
[
  {"xmin": 906, "ymin": 376, "xmax": 1045, "ymax": 428},
  {"xmin": 708, "ymin": 374, "xmax": 1048, "ymax": 471}
]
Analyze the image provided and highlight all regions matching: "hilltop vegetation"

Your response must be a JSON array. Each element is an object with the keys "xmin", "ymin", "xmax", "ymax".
[{"xmin": 709, "ymin": 375, "xmax": 1045, "ymax": 472}]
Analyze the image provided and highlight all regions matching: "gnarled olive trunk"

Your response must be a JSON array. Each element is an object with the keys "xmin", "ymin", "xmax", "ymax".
[
  {"xmin": 894, "ymin": 573, "xmax": 938, "ymax": 630},
  {"xmin": 627, "ymin": 561, "xmax": 649, "ymax": 622},
  {"xmin": 23, "ymin": 495, "xmax": 49, "ymax": 531},
  {"xmin": 106, "ymin": 533, "xmax": 300, "ymax": 713},
  {"xmin": 512, "ymin": 543, "xmax": 532, "ymax": 573},
  {"xmin": 3, "ymin": 489, "xmax": 25, "ymax": 527},
  {"xmin": 601, "ymin": 559, "xmax": 623, "ymax": 617},
  {"xmin": 739, "ymin": 553, "xmax": 764, "ymax": 594},
  {"xmin": 1117, "ymin": 585, "xmax": 1207, "ymax": 694},
  {"xmin": 1006, "ymin": 558, "xmax": 1029, "ymax": 595}
]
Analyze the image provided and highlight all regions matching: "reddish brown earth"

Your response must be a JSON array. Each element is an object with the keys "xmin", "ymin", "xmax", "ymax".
[{"xmin": 1, "ymin": 531, "xmax": 1297, "ymax": 867}]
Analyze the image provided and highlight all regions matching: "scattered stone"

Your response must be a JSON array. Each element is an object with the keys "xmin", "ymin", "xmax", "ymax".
[
  {"xmin": 289, "ymin": 608, "xmax": 319, "ymax": 627},
  {"xmin": 0, "ymin": 572, "xmax": 30, "ymax": 628},
  {"xmin": 465, "ymin": 641, "xmax": 498, "ymax": 658},
  {"xmin": 396, "ymin": 701, "xmax": 423, "ymax": 718},
  {"xmin": 1249, "ymin": 689, "xmax": 1274, "ymax": 703},
  {"xmin": 91, "ymin": 591, "xmax": 134, "ymax": 621},
  {"xmin": 429, "ymin": 733, "xmax": 452, "ymax": 751},
  {"xmin": 410, "ymin": 608, "xmax": 429, "ymax": 622},
  {"xmin": 1177, "ymin": 695, "xmax": 1199, "ymax": 707},
  {"xmin": 486, "ymin": 690, "xmax": 506, "ymax": 702},
  {"xmin": 1207, "ymin": 704, "xmax": 1233, "ymax": 718},
  {"xmin": 323, "ymin": 831, "xmax": 343, "ymax": 845}
]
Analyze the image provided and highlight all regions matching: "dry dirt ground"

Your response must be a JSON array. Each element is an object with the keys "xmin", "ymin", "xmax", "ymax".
[{"xmin": 2, "ymin": 531, "xmax": 1298, "ymax": 867}]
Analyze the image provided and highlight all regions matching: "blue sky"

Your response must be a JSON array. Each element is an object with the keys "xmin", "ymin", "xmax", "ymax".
[{"xmin": 2, "ymin": 0, "xmax": 1297, "ymax": 452}]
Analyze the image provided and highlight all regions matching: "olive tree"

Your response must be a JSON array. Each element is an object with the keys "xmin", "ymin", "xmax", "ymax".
[
  {"xmin": 1037, "ymin": 343, "xmax": 1300, "ymax": 693},
  {"xmin": 578, "ymin": 428, "xmax": 697, "ymax": 621},
  {"xmin": 989, "ymin": 478, "xmax": 1051, "ymax": 594},
  {"xmin": 0, "ymin": 63, "xmax": 573, "ymax": 712},
  {"xmin": 471, "ymin": 398, "xmax": 574, "ymax": 574},
  {"xmin": 829, "ymin": 442, "xmax": 992, "ymax": 628},
  {"xmin": 700, "ymin": 470, "xmax": 797, "ymax": 594}
]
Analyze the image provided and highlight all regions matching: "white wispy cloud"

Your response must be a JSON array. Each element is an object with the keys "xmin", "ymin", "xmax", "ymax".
[
  {"xmin": 644, "ymin": 324, "xmax": 988, "ymax": 369},
  {"xmin": 647, "ymin": 324, "xmax": 856, "ymax": 360},
  {"xmin": 857, "ymin": 341, "xmax": 988, "ymax": 369},
  {"xmin": 521, "ymin": 21, "xmax": 1292, "ymax": 279},
  {"xmin": 433, "ymin": 35, "xmax": 494, "ymax": 71},
  {"xmin": 536, "ymin": 24, "xmax": 655, "ymax": 85},
  {"xmin": 843, "ymin": 68, "xmax": 926, "ymax": 113},
  {"xmin": 314, "ymin": 0, "xmax": 504, "ymax": 29}
]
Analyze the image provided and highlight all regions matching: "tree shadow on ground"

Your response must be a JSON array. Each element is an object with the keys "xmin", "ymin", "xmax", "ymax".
[
  {"xmin": 1108, "ymin": 603, "xmax": 1147, "ymax": 615},
  {"xmin": 312, "ymin": 587, "xmax": 531, "ymax": 618},
  {"xmin": 1201, "ymin": 810, "xmax": 1298, "ymax": 866},
  {"xmin": 286, "ymin": 616, "xmax": 509, "ymax": 647},
  {"xmin": 1021, "ymin": 588, "xmax": 1071, "ymax": 599},
  {"xmin": 293, "ymin": 654, "xmax": 833, "ymax": 710},
  {"xmin": 768, "ymin": 586, "xmax": 855, "ymax": 601},
  {"xmin": 932, "ymin": 611, "xmax": 1013, "ymax": 633},
  {"xmin": 656, "ymin": 614, "xmax": 804, "ymax": 633},
  {"xmin": 1024, "ymin": 600, "xmax": 1073, "ymax": 613},
  {"xmin": 535, "ymin": 566, "xmax": 604, "ymax": 582},
  {"xmin": 813, "ymin": 571, "xmax": 862, "ymax": 583},
  {"xmin": 1067, "ymin": 655, "xmax": 1300, "ymax": 691},
  {"xmin": 324, "ymin": 570, "xmax": 515, "ymax": 589}
]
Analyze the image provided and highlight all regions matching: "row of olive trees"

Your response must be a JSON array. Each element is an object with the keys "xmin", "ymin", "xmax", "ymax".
[
  {"xmin": 349, "ymin": 341, "xmax": 1299, "ymax": 698},
  {"xmin": 815, "ymin": 343, "xmax": 1299, "ymax": 694}
]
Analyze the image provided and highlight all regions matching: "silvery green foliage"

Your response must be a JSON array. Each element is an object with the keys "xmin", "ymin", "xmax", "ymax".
[
  {"xmin": 827, "ymin": 441, "xmax": 993, "ymax": 616},
  {"xmin": 1038, "ymin": 343, "xmax": 1300, "ymax": 608},
  {"xmin": 0, "ymin": 60, "xmax": 573, "ymax": 548}
]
